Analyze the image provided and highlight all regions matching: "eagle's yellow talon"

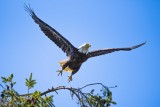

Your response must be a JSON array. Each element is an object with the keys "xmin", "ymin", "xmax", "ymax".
[
  {"xmin": 68, "ymin": 75, "xmax": 72, "ymax": 82},
  {"xmin": 57, "ymin": 70, "xmax": 63, "ymax": 76}
]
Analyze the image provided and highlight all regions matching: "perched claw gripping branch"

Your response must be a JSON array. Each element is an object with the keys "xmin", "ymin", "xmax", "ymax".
[{"xmin": 0, "ymin": 74, "xmax": 116, "ymax": 107}]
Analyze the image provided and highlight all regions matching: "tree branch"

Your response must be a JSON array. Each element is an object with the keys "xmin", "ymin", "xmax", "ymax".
[{"xmin": 19, "ymin": 83, "xmax": 116, "ymax": 107}]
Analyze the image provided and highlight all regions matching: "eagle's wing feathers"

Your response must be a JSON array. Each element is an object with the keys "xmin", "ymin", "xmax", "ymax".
[
  {"xmin": 24, "ymin": 4, "xmax": 77, "ymax": 56},
  {"xmin": 87, "ymin": 42, "xmax": 146, "ymax": 58}
]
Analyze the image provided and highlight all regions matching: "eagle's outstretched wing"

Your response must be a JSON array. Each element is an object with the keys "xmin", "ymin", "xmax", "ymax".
[
  {"xmin": 87, "ymin": 42, "xmax": 146, "ymax": 58},
  {"xmin": 24, "ymin": 4, "xmax": 77, "ymax": 56}
]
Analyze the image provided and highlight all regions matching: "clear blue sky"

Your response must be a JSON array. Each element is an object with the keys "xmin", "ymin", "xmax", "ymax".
[{"xmin": 0, "ymin": 0, "xmax": 160, "ymax": 107}]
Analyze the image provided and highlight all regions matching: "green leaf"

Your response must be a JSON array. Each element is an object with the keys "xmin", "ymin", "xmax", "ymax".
[
  {"xmin": 25, "ymin": 73, "xmax": 36, "ymax": 89},
  {"xmin": 29, "ymin": 73, "xmax": 32, "ymax": 81},
  {"xmin": 1, "ymin": 77, "xmax": 7, "ymax": 83},
  {"xmin": 10, "ymin": 74, "xmax": 13, "ymax": 79},
  {"xmin": 111, "ymin": 101, "xmax": 117, "ymax": 105},
  {"xmin": 32, "ymin": 91, "xmax": 41, "ymax": 99},
  {"xmin": 44, "ymin": 95, "xmax": 53, "ymax": 103},
  {"xmin": 13, "ymin": 82, "xmax": 16, "ymax": 85},
  {"xmin": 103, "ymin": 90, "xmax": 107, "ymax": 96},
  {"xmin": 8, "ymin": 74, "xmax": 14, "ymax": 82},
  {"xmin": 90, "ymin": 89, "xmax": 94, "ymax": 94}
]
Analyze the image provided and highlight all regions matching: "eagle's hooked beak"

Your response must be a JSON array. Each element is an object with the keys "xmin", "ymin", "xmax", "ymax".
[{"xmin": 86, "ymin": 43, "xmax": 91, "ymax": 48}]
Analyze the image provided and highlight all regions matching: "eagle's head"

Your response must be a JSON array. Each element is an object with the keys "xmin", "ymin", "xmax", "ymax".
[{"xmin": 78, "ymin": 43, "xmax": 91, "ymax": 54}]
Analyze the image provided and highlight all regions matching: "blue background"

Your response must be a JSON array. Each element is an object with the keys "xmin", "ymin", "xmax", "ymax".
[{"xmin": 0, "ymin": 0, "xmax": 160, "ymax": 107}]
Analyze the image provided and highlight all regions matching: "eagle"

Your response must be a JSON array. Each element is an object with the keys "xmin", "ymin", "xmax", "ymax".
[{"xmin": 24, "ymin": 4, "xmax": 146, "ymax": 82}]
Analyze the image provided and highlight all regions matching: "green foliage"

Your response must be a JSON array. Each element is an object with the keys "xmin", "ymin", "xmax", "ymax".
[
  {"xmin": 1, "ymin": 74, "xmax": 13, "ymax": 83},
  {"xmin": 0, "ymin": 74, "xmax": 116, "ymax": 107},
  {"xmin": 1, "ymin": 74, "xmax": 16, "ymax": 90},
  {"xmin": 0, "ymin": 73, "xmax": 53, "ymax": 107},
  {"xmin": 25, "ymin": 73, "xmax": 36, "ymax": 89},
  {"xmin": 85, "ymin": 88, "xmax": 116, "ymax": 107}
]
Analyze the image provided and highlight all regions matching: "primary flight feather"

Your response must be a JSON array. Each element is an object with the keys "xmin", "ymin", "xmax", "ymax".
[{"xmin": 24, "ymin": 4, "xmax": 146, "ymax": 82}]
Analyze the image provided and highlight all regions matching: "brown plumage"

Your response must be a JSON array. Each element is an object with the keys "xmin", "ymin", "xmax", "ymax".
[{"xmin": 24, "ymin": 4, "xmax": 146, "ymax": 82}]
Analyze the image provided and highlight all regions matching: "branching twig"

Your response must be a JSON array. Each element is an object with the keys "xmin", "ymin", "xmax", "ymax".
[
  {"xmin": 1, "ymin": 73, "xmax": 117, "ymax": 107},
  {"xmin": 19, "ymin": 83, "xmax": 116, "ymax": 107}
]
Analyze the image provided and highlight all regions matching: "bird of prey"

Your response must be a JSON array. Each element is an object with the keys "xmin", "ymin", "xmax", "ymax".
[{"xmin": 24, "ymin": 4, "xmax": 146, "ymax": 82}]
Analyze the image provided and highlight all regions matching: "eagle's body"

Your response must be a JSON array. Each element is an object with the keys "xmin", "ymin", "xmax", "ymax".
[
  {"xmin": 59, "ymin": 43, "xmax": 90, "ymax": 73},
  {"xmin": 24, "ymin": 4, "xmax": 146, "ymax": 82},
  {"xmin": 59, "ymin": 50, "xmax": 88, "ymax": 74}
]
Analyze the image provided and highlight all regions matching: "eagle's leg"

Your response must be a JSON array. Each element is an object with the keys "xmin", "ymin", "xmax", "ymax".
[
  {"xmin": 57, "ymin": 62, "xmax": 68, "ymax": 76},
  {"xmin": 68, "ymin": 68, "xmax": 80, "ymax": 82},
  {"xmin": 68, "ymin": 74, "xmax": 73, "ymax": 82},
  {"xmin": 57, "ymin": 70, "xmax": 63, "ymax": 76},
  {"xmin": 68, "ymin": 71, "xmax": 75, "ymax": 82}
]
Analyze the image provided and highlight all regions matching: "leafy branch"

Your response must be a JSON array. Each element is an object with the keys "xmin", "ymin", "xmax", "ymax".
[
  {"xmin": 25, "ymin": 73, "xmax": 36, "ymax": 96},
  {"xmin": 0, "ymin": 74, "xmax": 117, "ymax": 107}
]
